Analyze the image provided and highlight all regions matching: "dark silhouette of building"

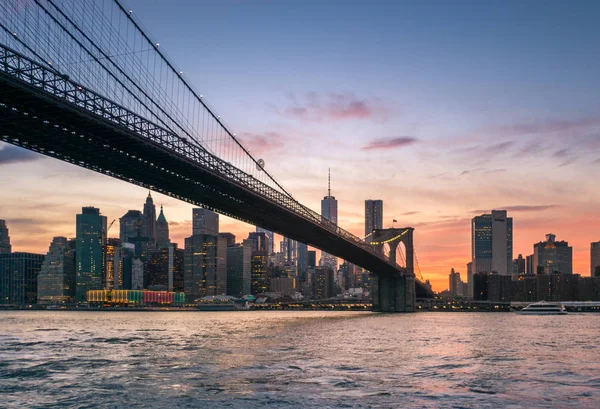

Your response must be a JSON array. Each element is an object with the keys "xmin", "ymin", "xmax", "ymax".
[
  {"xmin": 533, "ymin": 234, "xmax": 572, "ymax": 275},
  {"xmin": 142, "ymin": 192, "xmax": 157, "ymax": 248},
  {"xmin": 227, "ymin": 239, "xmax": 252, "ymax": 297},
  {"xmin": 76, "ymin": 207, "xmax": 106, "ymax": 302},
  {"xmin": 37, "ymin": 237, "xmax": 76, "ymax": 304},
  {"xmin": 0, "ymin": 220, "xmax": 10, "ymax": 254},
  {"xmin": 0, "ymin": 252, "xmax": 44, "ymax": 304},
  {"xmin": 313, "ymin": 266, "xmax": 334, "ymax": 299},
  {"xmin": 156, "ymin": 205, "xmax": 170, "ymax": 249}
]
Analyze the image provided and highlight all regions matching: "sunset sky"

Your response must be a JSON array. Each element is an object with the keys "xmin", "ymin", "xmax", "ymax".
[{"xmin": 1, "ymin": 0, "xmax": 600, "ymax": 291}]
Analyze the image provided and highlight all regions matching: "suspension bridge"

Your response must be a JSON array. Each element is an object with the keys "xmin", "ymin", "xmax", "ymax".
[{"xmin": 0, "ymin": 0, "xmax": 433, "ymax": 311}]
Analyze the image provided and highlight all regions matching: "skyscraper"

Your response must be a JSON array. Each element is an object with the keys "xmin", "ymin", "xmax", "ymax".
[
  {"xmin": 365, "ymin": 200, "xmax": 383, "ymax": 242},
  {"xmin": 184, "ymin": 234, "xmax": 218, "ymax": 301},
  {"xmin": 193, "ymin": 208, "xmax": 219, "ymax": 236},
  {"xmin": 248, "ymin": 232, "xmax": 269, "ymax": 295},
  {"xmin": 217, "ymin": 234, "xmax": 229, "ymax": 295},
  {"xmin": 320, "ymin": 169, "xmax": 338, "ymax": 269},
  {"xmin": 470, "ymin": 210, "xmax": 512, "ymax": 297},
  {"xmin": 0, "ymin": 220, "xmax": 10, "ymax": 254},
  {"xmin": 104, "ymin": 238, "xmax": 122, "ymax": 290},
  {"xmin": 591, "ymin": 241, "xmax": 600, "ymax": 276},
  {"xmin": 142, "ymin": 192, "xmax": 157, "ymax": 248},
  {"xmin": 37, "ymin": 237, "xmax": 76, "ymax": 304},
  {"xmin": 226, "ymin": 239, "xmax": 252, "ymax": 296},
  {"xmin": 256, "ymin": 227, "xmax": 274, "ymax": 255},
  {"xmin": 156, "ymin": 205, "xmax": 170, "ymax": 249},
  {"xmin": 119, "ymin": 210, "xmax": 143, "ymax": 243},
  {"xmin": 0, "ymin": 252, "xmax": 44, "ymax": 304},
  {"xmin": 76, "ymin": 207, "xmax": 107, "ymax": 302},
  {"xmin": 533, "ymin": 234, "xmax": 572, "ymax": 275}
]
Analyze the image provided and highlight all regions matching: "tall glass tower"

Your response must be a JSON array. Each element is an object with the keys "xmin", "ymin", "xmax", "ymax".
[
  {"xmin": 76, "ymin": 207, "xmax": 107, "ymax": 302},
  {"xmin": 320, "ymin": 169, "xmax": 338, "ymax": 269},
  {"xmin": 0, "ymin": 219, "xmax": 10, "ymax": 254},
  {"xmin": 365, "ymin": 200, "xmax": 383, "ymax": 242}
]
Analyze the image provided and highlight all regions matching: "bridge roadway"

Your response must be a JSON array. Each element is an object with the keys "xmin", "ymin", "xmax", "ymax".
[{"xmin": 0, "ymin": 44, "xmax": 432, "ymax": 300}]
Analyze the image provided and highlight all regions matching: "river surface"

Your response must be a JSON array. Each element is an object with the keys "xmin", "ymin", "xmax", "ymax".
[{"xmin": 1, "ymin": 311, "xmax": 599, "ymax": 408}]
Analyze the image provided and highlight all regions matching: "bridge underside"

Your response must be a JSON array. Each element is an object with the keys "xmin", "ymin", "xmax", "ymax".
[{"xmin": 0, "ymin": 72, "xmax": 432, "ymax": 299}]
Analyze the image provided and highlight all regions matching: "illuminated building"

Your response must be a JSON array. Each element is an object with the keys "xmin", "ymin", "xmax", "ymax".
[
  {"xmin": 171, "ymin": 244, "xmax": 185, "ymax": 292},
  {"xmin": 470, "ymin": 210, "xmax": 512, "ymax": 297},
  {"xmin": 156, "ymin": 205, "xmax": 170, "ymax": 249},
  {"xmin": 142, "ymin": 192, "xmax": 157, "ymax": 248},
  {"xmin": 76, "ymin": 207, "xmax": 107, "ymax": 302},
  {"xmin": 365, "ymin": 199, "xmax": 383, "ymax": 242},
  {"xmin": 320, "ymin": 169, "xmax": 338, "ymax": 269},
  {"xmin": 247, "ymin": 232, "xmax": 269, "ymax": 294},
  {"xmin": 145, "ymin": 248, "xmax": 170, "ymax": 289},
  {"xmin": 270, "ymin": 277, "xmax": 297, "ymax": 296},
  {"xmin": 217, "ymin": 233, "xmax": 232, "ymax": 295},
  {"xmin": 313, "ymin": 266, "xmax": 334, "ymax": 299},
  {"xmin": 184, "ymin": 234, "xmax": 218, "ymax": 302},
  {"xmin": 533, "ymin": 234, "xmax": 572, "ymax": 275},
  {"xmin": 37, "ymin": 237, "xmax": 76, "ymax": 304},
  {"xmin": 591, "ymin": 241, "xmax": 600, "ymax": 276},
  {"xmin": 131, "ymin": 258, "xmax": 144, "ymax": 290},
  {"xmin": 226, "ymin": 239, "xmax": 252, "ymax": 296},
  {"xmin": 0, "ymin": 219, "xmax": 10, "ymax": 254},
  {"xmin": 0, "ymin": 252, "xmax": 44, "ymax": 305},
  {"xmin": 104, "ymin": 238, "xmax": 122, "ymax": 290}
]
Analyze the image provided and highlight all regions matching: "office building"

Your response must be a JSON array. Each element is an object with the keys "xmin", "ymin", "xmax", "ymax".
[
  {"xmin": 184, "ymin": 234, "xmax": 218, "ymax": 301},
  {"xmin": 217, "ymin": 234, "xmax": 229, "ymax": 295},
  {"xmin": 37, "ymin": 237, "xmax": 76, "ymax": 304},
  {"xmin": 0, "ymin": 252, "xmax": 44, "ymax": 304},
  {"xmin": 76, "ymin": 207, "xmax": 107, "ymax": 302},
  {"xmin": 297, "ymin": 242, "xmax": 308, "ymax": 282},
  {"xmin": 320, "ymin": 169, "xmax": 338, "ymax": 269},
  {"xmin": 171, "ymin": 244, "xmax": 185, "ymax": 292},
  {"xmin": 227, "ymin": 239, "xmax": 252, "ymax": 297},
  {"xmin": 248, "ymin": 232, "xmax": 269, "ymax": 295},
  {"xmin": 193, "ymin": 208, "xmax": 219, "ymax": 236},
  {"xmin": 104, "ymin": 238, "xmax": 122, "ymax": 290},
  {"xmin": 145, "ymin": 248, "xmax": 170, "ymax": 290},
  {"xmin": 0, "ymin": 219, "xmax": 10, "ymax": 254},
  {"xmin": 470, "ymin": 210, "xmax": 512, "ymax": 296},
  {"xmin": 156, "ymin": 205, "xmax": 170, "ymax": 249},
  {"xmin": 313, "ymin": 266, "xmax": 334, "ymax": 299},
  {"xmin": 449, "ymin": 268, "xmax": 464, "ymax": 297},
  {"xmin": 142, "ymin": 192, "xmax": 157, "ymax": 248},
  {"xmin": 533, "ymin": 234, "xmax": 572, "ymax": 275},
  {"xmin": 256, "ymin": 227, "xmax": 274, "ymax": 255},
  {"xmin": 365, "ymin": 200, "xmax": 383, "ymax": 242},
  {"xmin": 512, "ymin": 254, "xmax": 525, "ymax": 279},
  {"xmin": 591, "ymin": 241, "xmax": 600, "ymax": 276},
  {"xmin": 526, "ymin": 254, "xmax": 534, "ymax": 275}
]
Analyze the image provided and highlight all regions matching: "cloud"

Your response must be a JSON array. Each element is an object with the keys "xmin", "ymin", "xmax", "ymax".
[
  {"xmin": 0, "ymin": 145, "xmax": 42, "ymax": 165},
  {"xmin": 470, "ymin": 205, "xmax": 560, "ymax": 214},
  {"xmin": 240, "ymin": 132, "xmax": 285, "ymax": 154},
  {"xmin": 361, "ymin": 136, "xmax": 418, "ymax": 151},
  {"xmin": 283, "ymin": 92, "xmax": 380, "ymax": 121},
  {"xmin": 553, "ymin": 149, "xmax": 569, "ymax": 158},
  {"xmin": 401, "ymin": 211, "xmax": 420, "ymax": 216}
]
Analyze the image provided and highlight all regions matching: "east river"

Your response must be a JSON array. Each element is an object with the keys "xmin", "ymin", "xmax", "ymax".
[{"xmin": 1, "ymin": 311, "xmax": 599, "ymax": 408}]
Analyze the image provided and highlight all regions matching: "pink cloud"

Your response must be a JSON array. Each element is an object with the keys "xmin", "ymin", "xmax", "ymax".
[
  {"xmin": 361, "ymin": 136, "xmax": 418, "ymax": 151},
  {"xmin": 283, "ymin": 92, "xmax": 379, "ymax": 121}
]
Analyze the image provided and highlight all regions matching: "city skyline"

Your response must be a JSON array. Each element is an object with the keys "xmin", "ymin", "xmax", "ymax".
[{"xmin": 2, "ymin": 0, "xmax": 600, "ymax": 291}]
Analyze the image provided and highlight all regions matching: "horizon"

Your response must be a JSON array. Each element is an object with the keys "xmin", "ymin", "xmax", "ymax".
[{"xmin": 2, "ymin": 0, "xmax": 600, "ymax": 291}]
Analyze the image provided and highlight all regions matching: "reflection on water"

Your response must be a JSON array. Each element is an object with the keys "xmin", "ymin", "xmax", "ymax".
[{"xmin": 1, "ymin": 311, "xmax": 599, "ymax": 408}]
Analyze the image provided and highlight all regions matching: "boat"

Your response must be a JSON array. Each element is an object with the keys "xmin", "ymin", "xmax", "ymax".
[{"xmin": 519, "ymin": 302, "xmax": 567, "ymax": 315}]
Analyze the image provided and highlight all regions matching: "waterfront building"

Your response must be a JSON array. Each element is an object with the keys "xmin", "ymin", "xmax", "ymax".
[
  {"xmin": 533, "ymin": 234, "xmax": 572, "ymax": 275},
  {"xmin": 297, "ymin": 242, "xmax": 308, "ymax": 282},
  {"xmin": 0, "ymin": 252, "xmax": 44, "ymax": 304},
  {"xmin": 145, "ymin": 248, "xmax": 170, "ymax": 290},
  {"xmin": 365, "ymin": 199, "xmax": 383, "ymax": 243},
  {"xmin": 591, "ymin": 241, "xmax": 600, "ymax": 276},
  {"xmin": 120, "ymin": 243, "xmax": 135, "ymax": 290},
  {"xmin": 270, "ymin": 277, "xmax": 297, "ymax": 296},
  {"xmin": 156, "ymin": 205, "xmax": 170, "ymax": 249},
  {"xmin": 37, "ymin": 237, "xmax": 76, "ymax": 304},
  {"xmin": 184, "ymin": 234, "xmax": 218, "ymax": 301},
  {"xmin": 320, "ymin": 169, "xmax": 338, "ymax": 269},
  {"xmin": 76, "ymin": 207, "xmax": 107, "ymax": 302},
  {"xmin": 247, "ymin": 232, "xmax": 269, "ymax": 295},
  {"xmin": 226, "ymin": 239, "xmax": 252, "ymax": 297},
  {"xmin": 313, "ymin": 266, "xmax": 334, "ymax": 299},
  {"xmin": 470, "ymin": 210, "xmax": 513, "ymax": 296},
  {"xmin": 142, "ymin": 192, "xmax": 157, "ymax": 248},
  {"xmin": 171, "ymin": 244, "xmax": 185, "ymax": 293},
  {"xmin": 104, "ymin": 238, "xmax": 122, "ymax": 290},
  {"xmin": 0, "ymin": 219, "xmax": 10, "ymax": 254},
  {"xmin": 217, "ymin": 234, "xmax": 229, "ymax": 295},
  {"xmin": 193, "ymin": 208, "xmax": 219, "ymax": 236},
  {"xmin": 131, "ymin": 257, "xmax": 144, "ymax": 290}
]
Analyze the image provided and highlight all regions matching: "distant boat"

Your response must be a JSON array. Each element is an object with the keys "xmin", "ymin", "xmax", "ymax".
[{"xmin": 519, "ymin": 302, "xmax": 567, "ymax": 315}]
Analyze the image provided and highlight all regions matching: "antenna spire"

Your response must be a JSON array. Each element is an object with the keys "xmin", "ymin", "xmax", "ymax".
[{"xmin": 328, "ymin": 168, "xmax": 331, "ymax": 196}]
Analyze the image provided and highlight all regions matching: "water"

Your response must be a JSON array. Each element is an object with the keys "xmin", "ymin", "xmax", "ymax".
[{"xmin": 1, "ymin": 311, "xmax": 599, "ymax": 408}]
